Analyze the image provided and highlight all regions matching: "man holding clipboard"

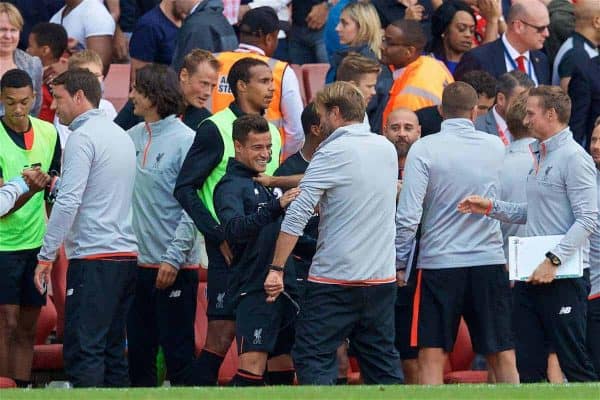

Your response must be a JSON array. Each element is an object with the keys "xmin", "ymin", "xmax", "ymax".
[{"xmin": 458, "ymin": 86, "xmax": 598, "ymax": 382}]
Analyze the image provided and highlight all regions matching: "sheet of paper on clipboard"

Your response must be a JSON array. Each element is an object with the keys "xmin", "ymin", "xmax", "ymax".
[{"xmin": 508, "ymin": 235, "xmax": 583, "ymax": 281}]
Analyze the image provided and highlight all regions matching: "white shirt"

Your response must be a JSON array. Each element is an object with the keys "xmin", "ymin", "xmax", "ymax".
[
  {"xmin": 492, "ymin": 105, "xmax": 512, "ymax": 144},
  {"xmin": 50, "ymin": 0, "xmax": 115, "ymax": 50},
  {"xmin": 55, "ymin": 99, "xmax": 117, "ymax": 149},
  {"xmin": 502, "ymin": 34, "xmax": 538, "ymax": 85},
  {"xmin": 236, "ymin": 44, "xmax": 304, "ymax": 155}
]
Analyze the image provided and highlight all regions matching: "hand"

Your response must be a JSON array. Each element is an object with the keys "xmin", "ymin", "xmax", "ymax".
[
  {"xmin": 44, "ymin": 59, "xmax": 69, "ymax": 84},
  {"xmin": 22, "ymin": 168, "xmax": 50, "ymax": 192},
  {"xmin": 527, "ymin": 258, "xmax": 557, "ymax": 285},
  {"xmin": 264, "ymin": 269, "xmax": 284, "ymax": 303},
  {"xmin": 156, "ymin": 262, "xmax": 178, "ymax": 289},
  {"xmin": 34, "ymin": 263, "xmax": 52, "ymax": 294},
  {"xmin": 306, "ymin": 2, "xmax": 329, "ymax": 30},
  {"xmin": 253, "ymin": 174, "xmax": 273, "ymax": 187},
  {"xmin": 219, "ymin": 240, "xmax": 233, "ymax": 266},
  {"xmin": 112, "ymin": 26, "xmax": 129, "ymax": 62},
  {"xmin": 457, "ymin": 195, "xmax": 491, "ymax": 215},
  {"xmin": 477, "ymin": 0, "xmax": 501, "ymax": 21},
  {"xmin": 396, "ymin": 270, "xmax": 407, "ymax": 287},
  {"xmin": 280, "ymin": 187, "xmax": 301, "ymax": 208},
  {"xmin": 404, "ymin": 4, "xmax": 425, "ymax": 21}
]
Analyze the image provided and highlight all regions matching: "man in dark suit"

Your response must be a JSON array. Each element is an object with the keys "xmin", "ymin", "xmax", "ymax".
[
  {"xmin": 475, "ymin": 70, "xmax": 533, "ymax": 145},
  {"xmin": 569, "ymin": 55, "xmax": 600, "ymax": 150},
  {"xmin": 455, "ymin": 1, "xmax": 551, "ymax": 85}
]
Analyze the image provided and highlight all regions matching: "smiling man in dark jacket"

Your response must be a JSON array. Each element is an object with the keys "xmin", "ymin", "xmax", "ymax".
[{"xmin": 214, "ymin": 114, "xmax": 300, "ymax": 386}]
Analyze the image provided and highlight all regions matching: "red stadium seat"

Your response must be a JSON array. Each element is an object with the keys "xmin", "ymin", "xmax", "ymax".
[
  {"xmin": 103, "ymin": 64, "xmax": 131, "ymax": 112},
  {"xmin": 194, "ymin": 282, "xmax": 238, "ymax": 385},
  {"xmin": 50, "ymin": 246, "xmax": 68, "ymax": 341},
  {"xmin": 290, "ymin": 64, "xmax": 306, "ymax": 106},
  {"xmin": 301, "ymin": 63, "xmax": 330, "ymax": 102},
  {"xmin": 0, "ymin": 377, "xmax": 16, "ymax": 389},
  {"xmin": 35, "ymin": 297, "xmax": 57, "ymax": 345},
  {"xmin": 443, "ymin": 318, "xmax": 488, "ymax": 384},
  {"xmin": 32, "ymin": 344, "xmax": 64, "ymax": 371}
]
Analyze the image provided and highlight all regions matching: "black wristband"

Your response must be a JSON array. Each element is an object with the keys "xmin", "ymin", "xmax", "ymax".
[{"xmin": 268, "ymin": 264, "xmax": 284, "ymax": 272}]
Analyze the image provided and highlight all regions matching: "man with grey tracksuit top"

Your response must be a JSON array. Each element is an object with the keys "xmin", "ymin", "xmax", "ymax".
[
  {"xmin": 459, "ymin": 86, "xmax": 598, "ymax": 382},
  {"xmin": 264, "ymin": 82, "xmax": 403, "ymax": 385},
  {"xmin": 127, "ymin": 64, "xmax": 203, "ymax": 386},
  {"xmin": 396, "ymin": 82, "xmax": 519, "ymax": 385},
  {"xmin": 34, "ymin": 69, "xmax": 138, "ymax": 387}
]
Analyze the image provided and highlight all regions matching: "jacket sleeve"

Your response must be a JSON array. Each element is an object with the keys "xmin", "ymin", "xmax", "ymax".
[
  {"xmin": 488, "ymin": 199, "xmax": 528, "ymax": 224},
  {"xmin": 161, "ymin": 212, "xmax": 200, "ymax": 270},
  {"xmin": 215, "ymin": 183, "xmax": 283, "ymax": 244},
  {"xmin": 0, "ymin": 178, "xmax": 28, "ymax": 217},
  {"xmin": 568, "ymin": 64, "xmax": 591, "ymax": 147},
  {"xmin": 173, "ymin": 120, "xmax": 225, "ymax": 244},
  {"xmin": 551, "ymin": 152, "xmax": 598, "ymax": 263},
  {"xmin": 395, "ymin": 142, "xmax": 429, "ymax": 270}
]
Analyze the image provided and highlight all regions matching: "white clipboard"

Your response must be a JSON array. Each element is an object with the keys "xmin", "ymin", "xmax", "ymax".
[{"xmin": 508, "ymin": 235, "xmax": 583, "ymax": 281}]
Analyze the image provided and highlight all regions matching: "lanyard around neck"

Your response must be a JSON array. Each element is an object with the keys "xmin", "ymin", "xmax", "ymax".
[{"xmin": 502, "ymin": 42, "xmax": 532, "ymax": 78}]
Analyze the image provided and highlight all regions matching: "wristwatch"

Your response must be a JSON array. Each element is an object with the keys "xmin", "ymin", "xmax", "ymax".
[
  {"xmin": 268, "ymin": 264, "xmax": 285, "ymax": 272},
  {"xmin": 545, "ymin": 251, "xmax": 562, "ymax": 267}
]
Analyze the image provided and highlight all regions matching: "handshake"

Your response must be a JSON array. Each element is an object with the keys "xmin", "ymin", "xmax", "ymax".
[{"xmin": 22, "ymin": 167, "xmax": 60, "ymax": 201}]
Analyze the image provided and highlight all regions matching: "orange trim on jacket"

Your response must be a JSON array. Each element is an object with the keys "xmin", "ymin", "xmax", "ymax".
[
  {"xmin": 307, "ymin": 274, "xmax": 397, "ymax": 286},
  {"xmin": 138, "ymin": 263, "xmax": 199, "ymax": 270}
]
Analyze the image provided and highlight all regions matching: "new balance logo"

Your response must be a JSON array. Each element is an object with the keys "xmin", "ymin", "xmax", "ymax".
[
  {"xmin": 169, "ymin": 290, "xmax": 182, "ymax": 298},
  {"xmin": 559, "ymin": 306, "xmax": 572, "ymax": 315},
  {"xmin": 216, "ymin": 292, "xmax": 225, "ymax": 309},
  {"xmin": 253, "ymin": 328, "xmax": 263, "ymax": 345},
  {"xmin": 66, "ymin": 288, "xmax": 74, "ymax": 296}
]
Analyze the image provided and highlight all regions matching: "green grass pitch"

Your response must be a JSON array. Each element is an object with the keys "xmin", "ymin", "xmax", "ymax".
[{"xmin": 1, "ymin": 384, "xmax": 599, "ymax": 400}]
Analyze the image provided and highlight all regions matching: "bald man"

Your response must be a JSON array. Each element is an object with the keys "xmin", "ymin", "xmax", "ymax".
[
  {"xmin": 384, "ymin": 108, "xmax": 421, "ymax": 384},
  {"xmin": 552, "ymin": 0, "xmax": 600, "ymax": 91},
  {"xmin": 455, "ymin": 0, "xmax": 551, "ymax": 84}
]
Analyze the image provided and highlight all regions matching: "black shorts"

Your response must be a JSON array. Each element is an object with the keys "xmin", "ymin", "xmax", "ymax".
[
  {"xmin": 395, "ymin": 270, "xmax": 418, "ymax": 360},
  {"xmin": 0, "ymin": 247, "xmax": 46, "ymax": 306},
  {"xmin": 205, "ymin": 240, "xmax": 235, "ymax": 321},
  {"xmin": 413, "ymin": 264, "xmax": 513, "ymax": 355},
  {"xmin": 235, "ymin": 291, "xmax": 296, "ymax": 357}
]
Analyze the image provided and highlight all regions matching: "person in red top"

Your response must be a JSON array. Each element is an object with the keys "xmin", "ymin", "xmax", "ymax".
[{"xmin": 26, "ymin": 22, "xmax": 68, "ymax": 123}]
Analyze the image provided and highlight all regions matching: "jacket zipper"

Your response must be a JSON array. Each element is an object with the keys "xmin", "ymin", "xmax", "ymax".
[{"xmin": 142, "ymin": 122, "xmax": 152, "ymax": 168}]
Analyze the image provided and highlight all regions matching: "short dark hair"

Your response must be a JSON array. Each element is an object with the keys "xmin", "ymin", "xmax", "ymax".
[
  {"xmin": 134, "ymin": 64, "xmax": 184, "ymax": 118},
  {"xmin": 459, "ymin": 70, "xmax": 497, "ymax": 99},
  {"xmin": 52, "ymin": 69, "xmax": 102, "ymax": 108},
  {"xmin": 0, "ymin": 69, "xmax": 33, "ymax": 91},
  {"xmin": 441, "ymin": 81, "xmax": 478, "ymax": 119},
  {"xmin": 336, "ymin": 53, "xmax": 381, "ymax": 83},
  {"xmin": 301, "ymin": 102, "xmax": 320, "ymax": 137},
  {"xmin": 30, "ymin": 22, "xmax": 68, "ymax": 60},
  {"xmin": 505, "ymin": 91, "xmax": 529, "ymax": 139},
  {"xmin": 497, "ymin": 70, "xmax": 534, "ymax": 97},
  {"xmin": 232, "ymin": 114, "xmax": 270, "ymax": 144},
  {"xmin": 389, "ymin": 19, "xmax": 427, "ymax": 51},
  {"xmin": 528, "ymin": 85, "xmax": 572, "ymax": 124},
  {"xmin": 227, "ymin": 58, "xmax": 270, "ymax": 98}
]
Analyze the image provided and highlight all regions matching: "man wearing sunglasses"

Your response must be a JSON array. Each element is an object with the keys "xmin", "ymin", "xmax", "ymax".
[{"xmin": 455, "ymin": 0, "xmax": 550, "ymax": 85}]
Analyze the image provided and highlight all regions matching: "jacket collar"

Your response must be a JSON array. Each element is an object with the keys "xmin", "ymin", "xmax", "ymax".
[
  {"xmin": 144, "ymin": 115, "xmax": 179, "ymax": 137},
  {"xmin": 318, "ymin": 121, "xmax": 370, "ymax": 150},
  {"xmin": 440, "ymin": 118, "xmax": 476, "ymax": 133},
  {"xmin": 227, "ymin": 102, "xmax": 265, "ymax": 118},
  {"xmin": 530, "ymin": 127, "xmax": 572, "ymax": 154},
  {"xmin": 69, "ymin": 108, "xmax": 105, "ymax": 131},
  {"xmin": 225, "ymin": 157, "xmax": 260, "ymax": 178}
]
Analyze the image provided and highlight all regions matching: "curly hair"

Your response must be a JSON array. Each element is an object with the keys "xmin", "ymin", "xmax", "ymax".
[{"xmin": 134, "ymin": 64, "xmax": 184, "ymax": 119}]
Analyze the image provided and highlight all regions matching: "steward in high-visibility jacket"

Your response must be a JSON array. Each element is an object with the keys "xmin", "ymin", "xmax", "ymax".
[{"xmin": 382, "ymin": 55, "xmax": 454, "ymax": 129}]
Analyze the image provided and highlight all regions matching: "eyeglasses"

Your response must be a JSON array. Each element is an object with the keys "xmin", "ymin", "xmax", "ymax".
[{"xmin": 517, "ymin": 20, "xmax": 549, "ymax": 33}]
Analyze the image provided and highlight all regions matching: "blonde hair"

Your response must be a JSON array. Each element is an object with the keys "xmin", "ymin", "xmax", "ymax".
[
  {"xmin": 336, "ymin": 53, "xmax": 381, "ymax": 83},
  {"xmin": 342, "ymin": 2, "xmax": 383, "ymax": 59},
  {"xmin": 181, "ymin": 48, "xmax": 221, "ymax": 74},
  {"xmin": 0, "ymin": 2, "xmax": 23, "ymax": 30},
  {"xmin": 315, "ymin": 81, "xmax": 366, "ymax": 123},
  {"xmin": 68, "ymin": 50, "xmax": 103, "ymax": 70}
]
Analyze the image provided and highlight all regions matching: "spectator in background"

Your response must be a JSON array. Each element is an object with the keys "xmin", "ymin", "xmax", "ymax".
[
  {"xmin": 568, "ymin": 55, "xmax": 600, "ymax": 150},
  {"xmin": 128, "ymin": 0, "xmax": 186, "ymax": 85},
  {"xmin": 326, "ymin": 2, "xmax": 382, "ymax": 83},
  {"xmin": 54, "ymin": 50, "xmax": 118, "ymax": 149},
  {"xmin": 336, "ymin": 53, "xmax": 381, "ymax": 126},
  {"xmin": 238, "ymin": 1, "xmax": 292, "ymax": 61},
  {"xmin": 5, "ymin": 0, "xmax": 63, "ymax": 51},
  {"xmin": 417, "ymin": 69, "xmax": 496, "ymax": 136},
  {"xmin": 111, "ymin": 0, "xmax": 161, "ymax": 61},
  {"xmin": 455, "ymin": 1, "xmax": 550, "ymax": 85},
  {"xmin": 170, "ymin": 0, "xmax": 237, "ymax": 72},
  {"xmin": 116, "ymin": 49, "xmax": 217, "ymax": 131},
  {"xmin": 26, "ymin": 23, "xmax": 68, "ymax": 124},
  {"xmin": 552, "ymin": 0, "xmax": 599, "ymax": 91},
  {"xmin": 475, "ymin": 70, "xmax": 533, "ymax": 145},
  {"xmin": 50, "ymin": 0, "xmax": 116, "ymax": 76},
  {"xmin": 463, "ymin": 0, "xmax": 507, "ymax": 46},
  {"xmin": 371, "ymin": 0, "xmax": 437, "ymax": 43},
  {"xmin": 288, "ymin": 0, "xmax": 329, "ymax": 64},
  {"xmin": 0, "ymin": 2, "xmax": 42, "ymax": 117},
  {"xmin": 324, "ymin": 0, "xmax": 353, "ymax": 62},
  {"xmin": 545, "ymin": 0, "xmax": 575, "ymax": 65},
  {"xmin": 379, "ymin": 19, "xmax": 453, "ymax": 131},
  {"xmin": 428, "ymin": 0, "xmax": 477, "ymax": 75}
]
